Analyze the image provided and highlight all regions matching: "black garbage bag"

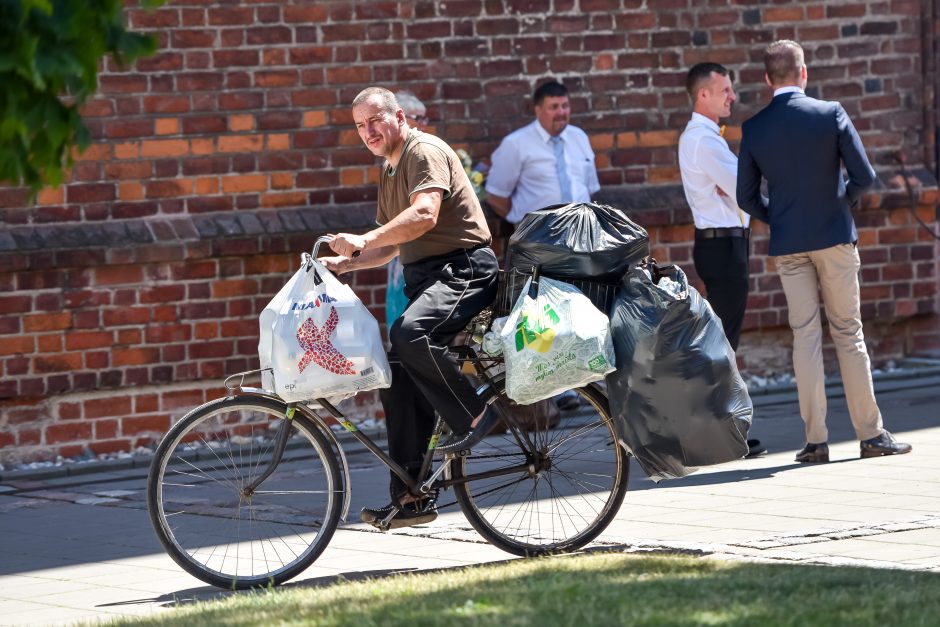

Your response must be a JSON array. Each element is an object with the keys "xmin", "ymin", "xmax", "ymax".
[
  {"xmin": 606, "ymin": 263, "xmax": 752, "ymax": 482},
  {"xmin": 507, "ymin": 202, "xmax": 649, "ymax": 282}
]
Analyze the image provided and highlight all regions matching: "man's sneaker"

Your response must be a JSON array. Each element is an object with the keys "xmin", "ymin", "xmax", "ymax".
[
  {"xmin": 360, "ymin": 500, "xmax": 437, "ymax": 530},
  {"xmin": 436, "ymin": 407, "xmax": 499, "ymax": 454}
]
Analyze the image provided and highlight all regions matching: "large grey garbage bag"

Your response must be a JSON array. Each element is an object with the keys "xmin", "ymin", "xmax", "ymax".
[
  {"xmin": 507, "ymin": 202, "xmax": 649, "ymax": 283},
  {"xmin": 606, "ymin": 264, "xmax": 752, "ymax": 482}
]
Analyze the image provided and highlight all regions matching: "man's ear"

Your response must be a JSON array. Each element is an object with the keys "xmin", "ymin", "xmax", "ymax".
[{"xmin": 764, "ymin": 73, "xmax": 773, "ymax": 88}]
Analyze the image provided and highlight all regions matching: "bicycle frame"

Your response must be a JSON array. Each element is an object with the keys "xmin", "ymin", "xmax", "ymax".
[{"xmin": 224, "ymin": 340, "xmax": 538, "ymax": 520}]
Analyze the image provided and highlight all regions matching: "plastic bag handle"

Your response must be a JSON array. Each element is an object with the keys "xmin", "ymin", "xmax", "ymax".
[{"xmin": 303, "ymin": 236, "xmax": 361, "ymax": 283}]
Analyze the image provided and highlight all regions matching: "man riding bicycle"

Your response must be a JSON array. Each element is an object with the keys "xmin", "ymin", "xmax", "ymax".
[{"xmin": 321, "ymin": 87, "xmax": 500, "ymax": 528}]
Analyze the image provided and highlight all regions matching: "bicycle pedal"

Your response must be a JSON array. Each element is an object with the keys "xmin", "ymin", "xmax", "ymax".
[
  {"xmin": 371, "ymin": 520, "xmax": 392, "ymax": 532},
  {"xmin": 379, "ymin": 506, "xmax": 401, "ymax": 528}
]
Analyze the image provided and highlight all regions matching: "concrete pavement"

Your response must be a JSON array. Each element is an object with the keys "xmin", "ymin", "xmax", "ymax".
[{"xmin": 1, "ymin": 376, "xmax": 939, "ymax": 625}]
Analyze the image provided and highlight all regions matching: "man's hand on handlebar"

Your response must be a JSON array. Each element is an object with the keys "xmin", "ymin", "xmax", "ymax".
[{"xmin": 329, "ymin": 233, "xmax": 367, "ymax": 258}]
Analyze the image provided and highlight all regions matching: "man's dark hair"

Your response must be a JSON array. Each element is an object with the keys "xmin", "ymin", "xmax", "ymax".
[
  {"xmin": 685, "ymin": 63, "xmax": 729, "ymax": 102},
  {"xmin": 764, "ymin": 40, "xmax": 804, "ymax": 86},
  {"xmin": 533, "ymin": 80, "xmax": 568, "ymax": 106}
]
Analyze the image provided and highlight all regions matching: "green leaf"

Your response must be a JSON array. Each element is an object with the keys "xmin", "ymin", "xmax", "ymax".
[{"xmin": 0, "ymin": 0, "xmax": 166, "ymax": 196}]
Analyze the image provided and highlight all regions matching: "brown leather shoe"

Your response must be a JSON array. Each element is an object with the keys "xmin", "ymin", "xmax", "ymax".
[
  {"xmin": 860, "ymin": 431, "xmax": 912, "ymax": 458},
  {"xmin": 795, "ymin": 442, "xmax": 829, "ymax": 463}
]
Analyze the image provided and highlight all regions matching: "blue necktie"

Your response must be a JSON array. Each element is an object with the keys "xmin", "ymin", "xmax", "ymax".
[{"xmin": 551, "ymin": 136, "xmax": 572, "ymax": 202}]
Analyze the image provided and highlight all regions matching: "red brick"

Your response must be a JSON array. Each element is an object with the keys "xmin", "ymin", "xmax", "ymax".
[
  {"xmin": 827, "ymin": 4, "xmax": 867, "ymax": 17},
  {"xmin": 37, "ymin": 334, "xmax": 62, "ymax": 353},
  {"xmin": 66, "ymin": 184, "xmax": 115, "ymax": 203},
  {"xmin": 284, "ymin": 4, "xmax": 328, "ymax": 22},
  {"xmin": 4, "ymin": 405, "xmax": 43, "ymax": 425},
  {"xmin": 123, "ymin": 414, "xmax": 172, "ymax": 436},
  {"xmin": 58, "ymin": 402, "xmax": 83, "ymax": 420},
  {"xmin": 65, "ymin": 331, "xmax": 113, "ymax": 351},
  {"xmin": 135, "ymin": 394, "xmax": 160, "ymax": 413},
  {"xmin": 22, "ymin": 312, "xmax": 72, "ymax": 333},
  {"xmin": 93, "ymin": 419, "xmax": 120, "ymax": 440},
  {"xmin": 144, "ymin": 324, "xmax": 192, "ymax": 343},
  {"xmin": 104, "ymin": 119, "xmax": 155, "ymax": 139},
  {"xmin": 117, "ymin": 329, "xmax": 142, "ymax": 344},
  {"xmin": 112, "ymin": 347, "xmax": 161, "ymax": 367},
  {"xmin": 144, "ymin": 96, "xmax": 190, "ymax": 113},
  {"xmin": 0, "ymin": 295, "xmax": 32, "ymax": 315},
  {"xmin": 162, "ymin": 389, "xmax": 205, "ymax": 410},
  {"xmin": 33, "ymin": 353, "xmax": 82, "ymax": 373},
  {"xmin": 85, "ymin": 397, "xmax": 132, "ymax": 419},
  {"xmin": 137, "ymin": 53, "xmax": 184, "ymax": 73},
  {"xmin": 213, "ymin": 50, "xmax": 259, "ymax": 67},
  {"xmin": 46, "ymin": 421, "xmax": 93, "ymax": 444},
  {"xmin": 94, "ymin": 267, "xmax": 145, "ymax": 289},
  {"xmin": 141, "ymin": 139, "xmax": 190, "ymax": 158},
  {"xmin": 103, "ymin": 307, "xmax": 150, "ymax": 326}
]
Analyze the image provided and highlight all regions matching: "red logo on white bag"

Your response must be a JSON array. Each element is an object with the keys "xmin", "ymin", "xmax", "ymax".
[{"xmin": 296, "ymin": 306, "xmax": 355, "ymax": 375}]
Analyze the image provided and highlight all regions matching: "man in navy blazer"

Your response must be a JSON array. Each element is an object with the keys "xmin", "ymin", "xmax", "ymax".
[{"xmin": 737, "ymin": 40, "xmax": 911, "ymax": 463}]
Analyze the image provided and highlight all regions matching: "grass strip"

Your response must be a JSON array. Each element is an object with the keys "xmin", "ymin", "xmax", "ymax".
[{"xmin": 105, "ymin": 552, "xmax": 940, "ymax": 626}]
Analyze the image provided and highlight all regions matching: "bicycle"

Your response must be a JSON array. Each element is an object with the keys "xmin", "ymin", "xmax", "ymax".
[{"xmin": 147, "ymin": 237, "xmax": 631, "ymax": 589}]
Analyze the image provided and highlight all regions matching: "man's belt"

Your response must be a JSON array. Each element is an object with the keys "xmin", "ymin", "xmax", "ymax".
[{"xmin": 695, "ymin": 227, "xmax": 750, "ymax": 239}]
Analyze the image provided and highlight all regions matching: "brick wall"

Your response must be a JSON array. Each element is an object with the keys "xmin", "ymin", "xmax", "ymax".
[{"xmin": 1, "ymin": 0, "xmax": 938, "ymax": 463}]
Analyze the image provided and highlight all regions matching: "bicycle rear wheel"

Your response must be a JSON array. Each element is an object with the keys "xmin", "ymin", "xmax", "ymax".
[
  {"xmin": 147, "ymin": 395, "xmax": 343, "ymax": 589},
  {"xmin": 452, "ymin": 383, "xmax": 629, "ymax": 555}
]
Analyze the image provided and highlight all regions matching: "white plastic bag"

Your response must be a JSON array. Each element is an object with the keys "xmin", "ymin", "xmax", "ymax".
[
  {"xmin": 500, "ymin": 277, "xmax": 615, "ymax": 405},
  {"xmin": 258, "ymin": 256, "xmax": 391, "ymax": 403}
]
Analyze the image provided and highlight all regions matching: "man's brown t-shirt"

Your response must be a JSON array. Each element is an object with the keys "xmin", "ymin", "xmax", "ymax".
[{"xmin": 377, "ymin": 129, "xmax": 491, "ymax": 265}]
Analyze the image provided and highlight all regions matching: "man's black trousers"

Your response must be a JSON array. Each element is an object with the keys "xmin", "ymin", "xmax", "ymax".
[
  {"xmin": 693, "ymin": 234, "xmax": 750, "ymax": 350},
  {"xmin": 381, "ymin": 245, "xmax": 499, "ymax": 498}
]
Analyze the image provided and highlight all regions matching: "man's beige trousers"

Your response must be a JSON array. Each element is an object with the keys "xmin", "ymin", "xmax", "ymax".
[{"xmin": 775, "ymin": 243, "xmax": 884, "ymax": 444}]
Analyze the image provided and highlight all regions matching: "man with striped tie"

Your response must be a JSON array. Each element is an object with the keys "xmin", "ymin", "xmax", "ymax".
[{"xmin": 485, "ymin": 79, "xmax": 600, "ymax": 412}]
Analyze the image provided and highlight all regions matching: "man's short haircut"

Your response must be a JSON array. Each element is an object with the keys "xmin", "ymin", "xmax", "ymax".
[
  {"xmin": 764, "ymin": 40, "xmax": 804, "ymax": 85},
  {"xmin": 533, "ymin": 80, "xmax": 568, "ymax": 106},
  {"xmin": 394, "ymin": 90, "xmax": 426, "ymax": 119},
  {"xmin": 686, "ymin": 63, "xmax": 729, "ymax": 101},
  {"xmin": 351, "ymin": 86, "xmax": 399, "ymax": 114}
]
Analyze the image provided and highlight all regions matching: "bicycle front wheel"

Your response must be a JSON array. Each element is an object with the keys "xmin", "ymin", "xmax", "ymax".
[
  {"xmin": 147, "ymin": 395, "xmax": 343, "ymax": 589},
  {"xmin": 452, "ymin": 384, "xmax": 629, "ymax": 555}
]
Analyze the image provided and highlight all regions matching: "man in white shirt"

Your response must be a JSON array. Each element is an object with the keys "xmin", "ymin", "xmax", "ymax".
[
  {"xmin": 679, "ymin": 62, "xmax": 764, "ymax": 458},
  {"xmin": 485, "ymin": 80, "xmax": 600, "ymax": 224},
  {"xmin": 679, "ymin": 62, "xmax": 751, "ymax": 350},
  {"xmin": 486, "ymin": 80, "xmax": 600, "ymax": 412}
]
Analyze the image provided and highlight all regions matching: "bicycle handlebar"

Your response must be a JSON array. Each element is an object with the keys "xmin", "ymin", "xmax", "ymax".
[{"xmin": 310, "ymin": 235, "xmax": 361, "ymax": 260}]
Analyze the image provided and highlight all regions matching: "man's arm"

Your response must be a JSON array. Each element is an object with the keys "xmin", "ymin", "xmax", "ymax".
[
  {"xmin": 486, "ymin": 194, "xmax": 511, "ymax": 218},
  {"xmin": 326, "ymin": 188, "xmax": 443, "ymax": 269},
  {"xmin": 484, "ymin": 136, "xmax": 521, "ymax": 219},
  {"xmin": 699, "ymin": 134, "xmax": 741, "ymax": 206},
  {"xmin": 836, "ymin": 104, "xmax": 876, "ymax": 206},
  {"xmin": 736, "ymin": 130, "xmax": 770, "ymax": 223},
  {"xmin": 320, "ymin": 244, "xmax": 398, "ymax": 275}
]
